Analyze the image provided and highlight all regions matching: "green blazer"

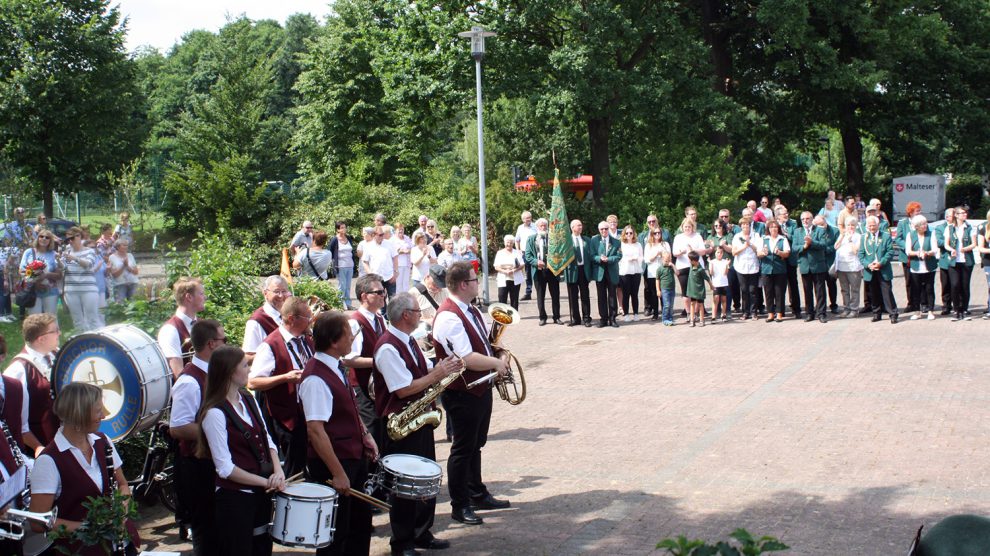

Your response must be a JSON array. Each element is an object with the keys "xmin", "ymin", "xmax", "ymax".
[
  {"xmin": 894, "ymin": 217, "xmax": 914, "ymax": 263},
  {"xmin": 524, "ymin": 234, "xmax": 561, "ymax": 282},
  {"xmin": 791, "ymin": 225, "xmax": 830, "ymax": 274},
  {"xmin": 759, "ymin": 236, "xmax": 789, "ymax": 275},
  {"xmin": 906, "ymin": 230, "xmax": 938, "ymax": 272},
  {"xmin": 934, "ymin": 223, "xmax": 953, "ymax": 270},
  {"xmin": 564, "ymin": 235, "xmax": 594, "ymax": 283},
  {"xmin": 944, "ymin": 222, "xmax": 976, "ymax": 267},
  {"xmin": 858, "ymin": 231, "xmax": 895, "ymax": 281},
  {"xmin": 777, "ymin": 219, "xmax": 799, "ymax": 267},
  {"xmin": 822, "ymin": 224, "xmax": 839, "ymax": 264},
  {"xmin": 588, "ymin": 234, "xmax": 621, "ymax": 282}
]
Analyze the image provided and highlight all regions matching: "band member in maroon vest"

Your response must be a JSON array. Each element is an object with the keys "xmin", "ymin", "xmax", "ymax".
[
  {"xmin": 300, "ymin": 310, "xmax": 378, "ymax": 556},
  {"xmin": 0, "ymin": 335, "xmax": 26, "ymax": 556},
  {"xmin": 342, "ymin": 274, "xmax": 387, "ymax": 449},
  {"xmin": 242, "ymin": 276, "xmax": 289, "ymax": 365},
  {"xmin": 373, "ymin": 293, "xmax": 461, "ymax": 555},
  {"xmin": 248, "ymin": 296, "xmax": 314, "ymax": 477},
  {"xmin": 0, "ymin": 335, "xmax": 26, "ymax": 450},
  {"xmin": 29, "ymin": 382, "xmax": 140, "ymax": 555},
  {"xmin": 157, "ymin": 276, "xmax": 206, "ymax": 378},
  {"xmin": 199, "ymin": 346, "xmax": 284, "ymax": 556},
  {"xmin": 168, "ymin": 319, "xmax": 225, "ymax": 555},
  {"xmin": 432, "ymin": 261, "xmax": 511, "ymax": 526},
  {"xmin": 3, "ymin": 313, "xmax": 60, "ymax": 456}
]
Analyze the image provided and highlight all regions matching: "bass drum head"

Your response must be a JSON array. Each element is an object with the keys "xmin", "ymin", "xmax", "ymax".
[{"xmin": 53, "ymin": 324, "xmax": 172, "ymax": 442}]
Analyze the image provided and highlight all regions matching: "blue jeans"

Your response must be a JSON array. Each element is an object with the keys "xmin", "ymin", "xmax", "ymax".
[
  {"xmin": 660, "ymin": 288, "xmax": 675, "ymax": 322},
  {"xmin": 337, "ymin": 266, "xmax": 354, "ymax": 308},
  {"xmin": 984, "ymin": 267, "xmax": 990, "ymax": 310}
]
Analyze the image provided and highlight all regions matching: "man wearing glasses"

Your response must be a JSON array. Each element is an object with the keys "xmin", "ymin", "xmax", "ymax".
[
  {"xmin": 565, "ymin": 219, "xmax": 594, "ymax": 327},
  {"xmin": 373, "ymin": 292, "xmax": 461, "ymax": 554},
  {"xmin": 589, "ymin": 222, "xmax": 621, "ymax": 327},
  {"xmin": 290, "ymin": 220, "xmax": 315, "ymax": 255},
  {"xmin": 638, "ymin": 215, "xmax": 668, "ymax": 319},
  {"xmin": 248, "ymin": 296, "xmax": 315, "ymax": 476},
  {"xmin": 169, "ymin": 319, "xmax": 226, "ymax": 554},
  {"xmin": 343, "ymin": 274, "xmax": 389, "ymax": 454},
  {"xmin": 242, "ymin": 276, "xmax": 290, "ymax": 365},
  {"xmin": 524, "ymin": 218, "xmax": 562, "ymax": 325}
]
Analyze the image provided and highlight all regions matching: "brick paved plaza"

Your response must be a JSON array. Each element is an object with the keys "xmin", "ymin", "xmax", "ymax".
[{"xmin": 140, "ymin": 273, "xmax": 990, "ymax": 555}]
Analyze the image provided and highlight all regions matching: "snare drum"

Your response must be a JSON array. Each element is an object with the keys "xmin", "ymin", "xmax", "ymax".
[
  {"xmin": 375, "ymin": 454, "xmax": 443, "ymax": 500},
  {"xmin": 52, "ymin": 324, "xmax": 172, "ymax": 442},
  {"xmin": 271, "ymin": 483, "xmax": 338, "ymax": 548}
]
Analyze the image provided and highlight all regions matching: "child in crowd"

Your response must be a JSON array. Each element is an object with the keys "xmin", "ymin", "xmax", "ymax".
[
  {"xmin": 709, "ymin": 247, "xmax": 731, "ymax": 323},
  {"xmin": 656, "ymin": 250, "xmax": 677, "ymax": 326},
  {"xmin": 686, "ymin": 252, "xmax": 712, "ymax": 327}
]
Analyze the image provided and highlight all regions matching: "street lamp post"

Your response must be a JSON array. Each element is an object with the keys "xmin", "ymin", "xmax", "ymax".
[
  {"xmin": 819, "ymin": 136, "xmax": 833, "ymax": 190},
  {"xmin": 458, "ymin": 25, "xmax": 496, "ymax": 305}
]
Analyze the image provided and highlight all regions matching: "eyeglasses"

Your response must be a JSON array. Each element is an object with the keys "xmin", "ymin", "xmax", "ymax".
[
  {"xmin": 266, "ymin": 289, "xmax": 290, "ymax": 296},
  {"xmin": 368, "ymin": 289, "xmax": 386, "ymax": 296},
  {"xmin": 464, "ymin": 278, "xmax": 479, "ymax": 283},
  {"xmin": 405, "ymin": 308, "xmax": 422, "ymax": 314},
  {"xmin": 213, "ymin": 336, "xmax": 228, "ymax": 344},
  {"xmin": 42, "ymin": 328, "xmax": 61, "ymax": 336},
  {"xmin": 652, "ymin": 232, "xmax": 663, "ymax": 236},
  {"xmin": 647, "ymin": 220, "xmax": 657, "ymax": 224},
  {"xmin": 624, "ymin": 232, "xmax": 634, "ymax": 236}
]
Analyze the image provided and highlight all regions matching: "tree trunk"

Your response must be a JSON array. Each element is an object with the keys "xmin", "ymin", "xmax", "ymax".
[
  {"xmin": 588, "ymin": 116, "xmax": 612, "ymax": 203},
  {"xmin": 700, "ymin": 0, "xmax": 732, "ymax": 149},
  {"xmin": 43, "ymin": 185, "xmax": 53, "ymax": 218},
  {"xmin": 838, "ymin": 103, "xmax": 865, "ymax": 193}
]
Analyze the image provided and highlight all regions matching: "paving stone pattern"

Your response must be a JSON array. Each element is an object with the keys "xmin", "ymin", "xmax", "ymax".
[{"xmin": 139, "ymin": 272, "xmax": 990, "ymax": 555}]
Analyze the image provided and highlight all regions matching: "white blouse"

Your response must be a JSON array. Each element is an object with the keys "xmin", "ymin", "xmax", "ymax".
[
  {"xmin": 835, "ymin": 232, "xmax": 864, "ymax": 272},
  {"xmin": 645, "ymin": 242, "xmax": 671, "ymax": 277},
  {"xmin": 732, "ymin": 232, "xmax": 762, "ymax": 274},
  {"xmin": 672, "ymin": 233, "xmax": 707, "ymax": 270},
  {"xmin": 618, "ymin": 242, "xmax": 644, "ymax": 275},
  {"xmin": 493, "ymin": 249, "xmax": 524, "ymax": 287}
]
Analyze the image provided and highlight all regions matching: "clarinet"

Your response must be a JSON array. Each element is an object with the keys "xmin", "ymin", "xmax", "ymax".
[
  {"xmin": 104, "ymin": 440, "xmax": 126, "ymax": 556},
  {"xmin": 0, "ymin": 420, "xmax": 28, "ymax": 508}
]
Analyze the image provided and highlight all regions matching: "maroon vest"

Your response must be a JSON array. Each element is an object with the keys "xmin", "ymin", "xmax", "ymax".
[
  {"xmin": 250, "ymin": 306, "xmax": 279, "ymax": 337},
  {"xmin": 260, "ymin": 331, "xmax": 312, "ymax": 431},
  {"xmin": 372, "ymin": 332, "xmax": 431, "ymax": 418},
  {"xmin": 433, "ymin": 299, "xmax": 493, "ymax": 397},
  {"xmin": 17, "ymin": 353, "xmax": 59, "ymax": 445},
  {"xmin": 0, "ymin": 422, "xmax": 18, "ymax": 476},
  {"xmin": 166, "ymin": 315, "xmax": 192, "ymax": 366},
  {"xmin": 175, "ymin": 362, "xmax": 207, "ymax": 458},
  {"xmin": 215, "ymin": 392, "xmax": 270, "ymax": 492},
  {"xmin": 350, "ymin": 311, "xmax": 384, "ymax": 390},
  {"xmin": 2, "ymin": 375, "xmax": 24, "ymax": 448},
  {"xmin": 301, "ymin": 358, "xmax": 364, "ymax": 461}
]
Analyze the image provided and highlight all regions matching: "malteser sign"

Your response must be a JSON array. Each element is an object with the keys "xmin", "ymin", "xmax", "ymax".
[{"xmin": 892, "ymin": 174, "xmax": 945, "ymax": 222}]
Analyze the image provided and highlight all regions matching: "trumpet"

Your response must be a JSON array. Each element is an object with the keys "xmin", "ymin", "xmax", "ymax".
[
  {"xmin": 487, "ymin": 303, "xmax": 526, "ymax": 405},
  {"xmin": 0, "ymin": 508, "xmax": 57, "ymax": 540}
]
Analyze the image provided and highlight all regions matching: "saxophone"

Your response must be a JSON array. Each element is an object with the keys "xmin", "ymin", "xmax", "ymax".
[{"xmin": 385, "ymin": 369, "xmax": 462, "ymax": 441}]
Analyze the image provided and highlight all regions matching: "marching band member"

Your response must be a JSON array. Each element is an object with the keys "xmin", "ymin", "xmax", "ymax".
[
  {"xmin": 433, "ymin": 261, "xmax": 510, "ymax": 526},
  {"xmin": 198, "ymin": 346, "xmax": 284, "ymax": 556},
  {"xmin": 343, "ymin": 274, "xmax": 387, "ymax": 450},
  {"xmin": 241, "ymin": 276, "xmax": 289, "ymax": 365},
  {"xmin": 300, "ymin": 311, "xmax": 377, "ymax": 556},
  {"xmin": 247, "ymin": 296, "xmax": 314, "ymax": 477},
  {"xmin": 373, "ymin": 293, "xmax": 460, "ymax": 555},
  {"xmin": 168, "ymin": 319, "xmax": 226, "ymax": 555},
  {"xmin": 0, "ymin": 334, "xmax": 27, "ymax": 448},
  {"xmin": 3, "ymin": 313, "xmax": 60, "ymax": 456},
  {"xmin": 0, "ymin": 334, "xmax": 26, "ymax": 556},
  {"xmin": 29, "ymin": 382, "xmax": 139, "ymax": 556},
  {"xmin": 157, "ymin": 277, "xmax": 206, "ymax": 378}
]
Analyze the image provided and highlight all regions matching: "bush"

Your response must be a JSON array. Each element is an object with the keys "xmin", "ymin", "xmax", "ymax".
[
  {"xmin": 290, "ymin": 277, "xmax": 345, "ymax": 310},
  {"xmin": 946, "ymin": 174, "xmax": 985, "ymax": 212},
  {"xmin": 657, "ymin": 528, "xmax": 789, "ymax": 556}
]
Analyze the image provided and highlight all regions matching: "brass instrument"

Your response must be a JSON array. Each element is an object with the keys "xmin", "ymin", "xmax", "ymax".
[
  {"xmin": 0, "ymin": 509, "xmax": 57, "ymax": 541},
  {"xmin": 305, "ymin": 294, "xmax": 332, "ymax": 318},
  {"xmin": 386, "ymin": 366, "xmax": 463, "ymax": 441},
  {"xmin": 487, "ymin": 303, "xmax": 526, "ymax": 405}
]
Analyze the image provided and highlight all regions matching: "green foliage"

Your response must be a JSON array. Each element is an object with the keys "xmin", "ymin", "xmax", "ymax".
[
  {"xmin": 289, "ymin": 278, "xmax": 345, "ymax": 310},
  {"xmin": 946, "ymin": 174, "xmax": 986, "ymax": 212},
  {"xmin": 104, "ymin": 298, "xmax": 176, "ymax": 339},
  {"xmin": 49, "ymin": 489, "xmax": 139, "ymax": 555},
  {"xmin": 657, "ymin": 529, "xmax": 789, "ymax": 556}
]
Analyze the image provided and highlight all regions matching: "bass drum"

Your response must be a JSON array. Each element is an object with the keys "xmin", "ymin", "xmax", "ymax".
[{"xmin": 53, "ymin": 324, "xmax": 172, "ymax": 442}]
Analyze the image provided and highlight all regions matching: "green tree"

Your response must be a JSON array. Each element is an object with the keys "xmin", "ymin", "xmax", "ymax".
[{"xmin": 0, "ymin": 0, "xmax": 144, "ymax": 216}]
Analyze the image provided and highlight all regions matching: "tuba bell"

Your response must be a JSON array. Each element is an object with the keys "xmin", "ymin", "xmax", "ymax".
[{"xmin": 487, "ymin": 303, "xmax": 526, "ymax": 405}]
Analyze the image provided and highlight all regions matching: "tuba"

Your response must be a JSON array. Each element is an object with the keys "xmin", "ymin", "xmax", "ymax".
[
  {"xmin": 487, "ymin": 303, "xmax": 526, "ymax": 405},
  {"xmin": 305, "ymin": 295, "xmax": 332, "ymax": 318}
]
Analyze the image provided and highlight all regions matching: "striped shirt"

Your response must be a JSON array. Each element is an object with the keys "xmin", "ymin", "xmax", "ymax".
[{"xmin": 62, "ymin": 247, "xmax": 99, "ymax": 294}]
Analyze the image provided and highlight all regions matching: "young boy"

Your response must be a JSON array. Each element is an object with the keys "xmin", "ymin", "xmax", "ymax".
[
  {"xmin": 686, "ymin": 252, "xmax": 713, "ymax": 327},
  {"xmin": 656, "ymin": 251, "xmax": 677, "ymax": 326}
]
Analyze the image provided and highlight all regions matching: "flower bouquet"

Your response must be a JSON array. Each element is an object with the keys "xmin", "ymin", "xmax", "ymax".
[{"xmin": 24, "ymin": 259, "xmax": 46, "ymax": 279}]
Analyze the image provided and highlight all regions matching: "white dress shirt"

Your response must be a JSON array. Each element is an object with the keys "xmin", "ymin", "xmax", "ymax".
[
  {"xmin": 515, "ymin": 223, "xmax": 537, "ymax": 255},
  {"xmin": 374, "ymin": 325, "xmax": 434, "ymax": 393},
  {"xmin": 433, "ymin": 295, "xmax": 491, "ymax": 358},
  {"xmin": 732, "ymin": 232, "xmax": 763, "ymax": 274},
  {"xmin": 241, "ymin": 303, "xmax": 283, "ymax": 354},
  {"xmin": 346, "ymin": 307, "xmax": 381, "ymax": 361},
  {"xmin": 202, "ymin": 395, "xmax": 276, "ymax": 481},
  {"xmin": 249, "ymin": 326, "xmax": 309, "ymax": 379},
  {"xmin": 169, "ymin": 356, "xmax": 209, "ymax": 428},
  {"xmin": 157, "ymin": 310, "xmax": 194, "ymax": 360},
  {"xmin": 3, "ymin": 345, "xmax": 52, "ymax": 439},
  {"xmin": 299, "ymin": 352, "xmax": 349, "ymax": 423},
  {"xmin": 32, "ymin": 428, "xmax": 122, "ymax": 498},
  {"xmin": 361, "ymin": 241, "xmax": 396, "ymax": 281}
]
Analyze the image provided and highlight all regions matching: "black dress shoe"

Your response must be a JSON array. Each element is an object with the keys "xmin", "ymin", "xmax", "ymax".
[
  {"xmin": 610, "ymin": 321, "xmax": 620, "ymax": 328},
  {"xmin": 871, "ymin": 314, "xmax": 882, "ymax": 322},
  {"xmin": 471, "ymin": 494, "xmax": 511, "ymax": 510},
  {"xmin": 597, "ymin": 321, "xmax": 607, "ymax": 328},
  {"xmin": 830, "ymin": 307, "xmax": 841, "ymax": 314},
  {"xmin": 584, "ymin": 319, "xmax": 593, "ymax": 327},
  {"xmin": 552, "ymin": 318, "xmax": 563, "ymax": 325},
  {"xmin": 567, "ymin": 321, "xmax": 578, "ymax": 327},
  {"xmin": 415, "ymin": 538, "xmax": 451, "ymax": 550},
  {"xmin": 861, "ymin": 307, "xmax": 874, "ymax": 314},
  {"xmin": 538, "ymin": 319, "xmax": 547, "ymax": 326},
  {"xmin": 819, "ymin": 316, "xmax": 827, "ymax": 323},
  {"xmin": 891, "ymin": 313, "xmax": 899, "ymax": 324},
  {"xmin": 392, "ymin": 549, "xmax": 420, "ymax": 556},
  {"xmin": 451, "ymin": 507, "xmax": 484, "ymax": 525},
  {"xmin": 804, "ymin": 315, "xmax": 815, "ymax": 322},
  {"xmin": 521, "ymin": 294, "xmax": 532, "ymax": 301}
]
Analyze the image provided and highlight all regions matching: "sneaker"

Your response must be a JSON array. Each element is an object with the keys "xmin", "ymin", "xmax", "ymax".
[
  {"xmin": 700, "ymin": 319, "xmax": 705, "ymax": 327},
  {"xmin": 721, "ymin": 317, "xmax": 727, "ymax": 323},
  {"xmin": 983, "ymin": 313, "xmax": 990, "ymax": 320},
  {"xmin": 632, "ymin": 314, "xmax": 640, "ymax": 322},
  {"xmin": 910, "ymin": 314, "xmax": 921, "ymax": 320},
  {"xmin": 951, "ymin": 313, "xmax": 961, "ymax": 322},
  {"xmin": 927, "ymin": 312, "xmax": 936, "ymax": 320},
  {"xmin": 623, "ymin": 314, "xmax": 632, "ymax": 322},
  {"xmin": 963, "ymin": 313, "xmax": 972, "ymax": 321}
]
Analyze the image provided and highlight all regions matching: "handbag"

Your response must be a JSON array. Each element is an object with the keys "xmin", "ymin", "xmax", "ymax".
[{"xmin": 14, "ymin": 281, "xmax": 36, "ymax": 308}]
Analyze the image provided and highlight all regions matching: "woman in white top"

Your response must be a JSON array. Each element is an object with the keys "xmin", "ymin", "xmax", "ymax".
[
  {"xmin": 457, "ymin": 223, "xmax": 479, "ymax": 262},
  {"xmin": 392, "ymin": 224, "xmax": 413, "ymax": 293},
  {"xmin": 199, "ymin": 346, "xmax": 284, "ymax": 556},
  {"xmin": 905, "ymin": 215, "xmax": 939, "ymax": 320},
  {"xmin": 833, "ymin": 217, "xmax": 864, "ymax": 317},
  {"xmin": 108, "ymin": 239, "xmax": 140, "ymax": 302},
  {"xmin": 944, "ymin": 206, "xmax": 977, "ymax": 321},
  {"xmin": 672, "ymin": 218, "xmax": 710, "ymax": 301},
  {"xmin": 617, "ymin": 225, "xmax": 644, "ymax": 321},
  {"xmin": 644, "ymin": 230, "xmax": 671, "ymax": 320},
  {"xmin": 62, "ymin": 226, "xmax": 101, "ymax": 331},
  {"xmin": 731, "ymin": 218, "xmax": 762, "ymax": 319},
  {"xmin": 493, "ymin": 235, "xmax": 525, "ymax": 309},
  {"xmin": 410, "ymin": 230, "xmax": 436, "ymax": 285}
]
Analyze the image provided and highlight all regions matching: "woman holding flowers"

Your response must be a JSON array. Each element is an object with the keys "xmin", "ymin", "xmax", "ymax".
[{"xmin": 19, "ymin": 230, "xmax": 62, "ymax": 316}]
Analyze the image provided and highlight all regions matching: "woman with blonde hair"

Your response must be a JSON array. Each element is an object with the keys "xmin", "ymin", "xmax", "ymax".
[
  {"xmin": 618, "ymin": 225, "xmax": 644, "ymax": 321},
  {"xmin": 975, "ymin": 208, "xmax": 990, "ymax": 318},
  {"xmin": 18, "ymin": 229, "xmax": 61, "ymax": 316},
  {"xmin": 672, "ymin": 218, "xmax": 710, "ymax": 317},
  {"xmin": 61, "ymin": 226, "xmax": 101, "ymax": 331}
]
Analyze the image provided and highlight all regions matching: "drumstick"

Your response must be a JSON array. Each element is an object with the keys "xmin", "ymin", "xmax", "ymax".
[
  {"xmin": 324, "ymin": 481, "xmax": 392, "ymax": 511},
  {"xmin": 266, "ymin": 471, "xmax": 305, "ymax": 493}
]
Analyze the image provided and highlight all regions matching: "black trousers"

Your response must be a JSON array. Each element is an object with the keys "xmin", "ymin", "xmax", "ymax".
[
  {"xmin": 534, "ymin": 267, "xmax": 560, "ymax": 320},
  {"xmin": 902, "ymin": 263, "xmax": 914, "ymax": 308},
  {"xmin": 567, "ymin": 269, "xmax": 592, "ymax": 323},
  {"xmin": 786, "ymin": 265, "xmax": 801, "ymax": 314},
  {"xmin": 266, "ymin": 412, "xmax": 308, "ymax": 478},
  {"xmin": 676, "ymin": 267, "xmax": 690, "ymax": 297},
  {"xmin": 439, "ymin": 388, "xmax": 493, "ymax": 510},
  {"xmin": 176, "ymin": 455, "xmax": 218, "ymax": 555},
  {"xmin": 948, "ymin": 262, "xmax": 973, "ymax": 313},
  {"xmin": 384, "ymin": 426, "xmax": 438, "ymax": 552},
  {"xmin": 595, "ymin": 275, "xmax": 618, "ymax": 323},
  {"xmin": 497, "ymin": 280, "xmax": 520, "ymax": 309},
  {"xmin": 940, "ymin": 267, "xmax": 953, "ymax": 311},
  {"xmin": 869, "ymin": 277, "xmax": 898, "ymax": 317},
  {"xmin": 523, "ymin": 262, "xmax": 533, "ymax": 295},
  {"xmin": 642, "ymin": 269, "xmax": 658, "ymax": 316},
  {"xmin": 308, "ymin": 457, "xmax": 372, "ymax": 556},
  {"xmin": 619, "ymin": 273, "xmax": 641, "ymax": 315},
  {"xmin": 737, "ymin": 272, "xmax": 759, "ymax": 316},
  {"xmin": 826, "ymin": 273, "xmax": 839, "ymax": 310},
  {"xmin": 909, "ymin": 271, "xmax": 936, "ymax": 312},
  {"xmin": 763, "ymin": 273, "xmax": 787, "ymax": 314},
  {"xmin": 354, "ymin": 386, "xmax": 385, "ymax": 500},
  {"xmin": 801, "ymin": 271, "xmax": 827, "ymax": 318},
  {"xmin": 214, "ymin": 488, "xmax": 273, "ymax": 556},
  {"xmin": 728, "ymin": 267, "xmax": 741, "ymax": 310}
]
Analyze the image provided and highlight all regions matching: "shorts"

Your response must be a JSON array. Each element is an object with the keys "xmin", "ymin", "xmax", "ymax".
[
  {"xmin": 689, "ymin": 296, "xmax": 705, "ymax": 303},
  {"xmin": 713, "ymin": 286, "xmax": 727, "ymax": 296}
]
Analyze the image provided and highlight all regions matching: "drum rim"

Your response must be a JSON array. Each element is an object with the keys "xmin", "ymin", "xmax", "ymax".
[{"xmin": 278, "ymin": 482, "xmax": 338, "ymax": 499}]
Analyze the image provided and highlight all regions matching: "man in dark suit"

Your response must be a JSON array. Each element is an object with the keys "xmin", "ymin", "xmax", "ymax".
[
  {"xmin": 524, "ymin": 218, "xmax": 562, "ymax": 325},
  {"xmin": 588, "ymin": 221, "xmax": 621, "ymax": 328},
  {"xmin": 859, "ymin": 215, "xmax": 899, "ymax": 323},
  {"xmin": 565, "ymin": 219, "xmax": 593, "ymax": 327}
]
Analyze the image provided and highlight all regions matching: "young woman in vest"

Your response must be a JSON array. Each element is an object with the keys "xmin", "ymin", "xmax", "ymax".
[
  {"xmin": 3, "ymin": 313, "xmax": 60, "ymax": 456},
  {"xmin": 943, "ymin": 206, "xmax": 977, "ymax": 321},
  {"xmin": 29, "ymin": 382, "xmax": 139, "ymax": 556},
  {"xmin": 198, "ymin": 346, "xmax": 284, "ymax": 556}
]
